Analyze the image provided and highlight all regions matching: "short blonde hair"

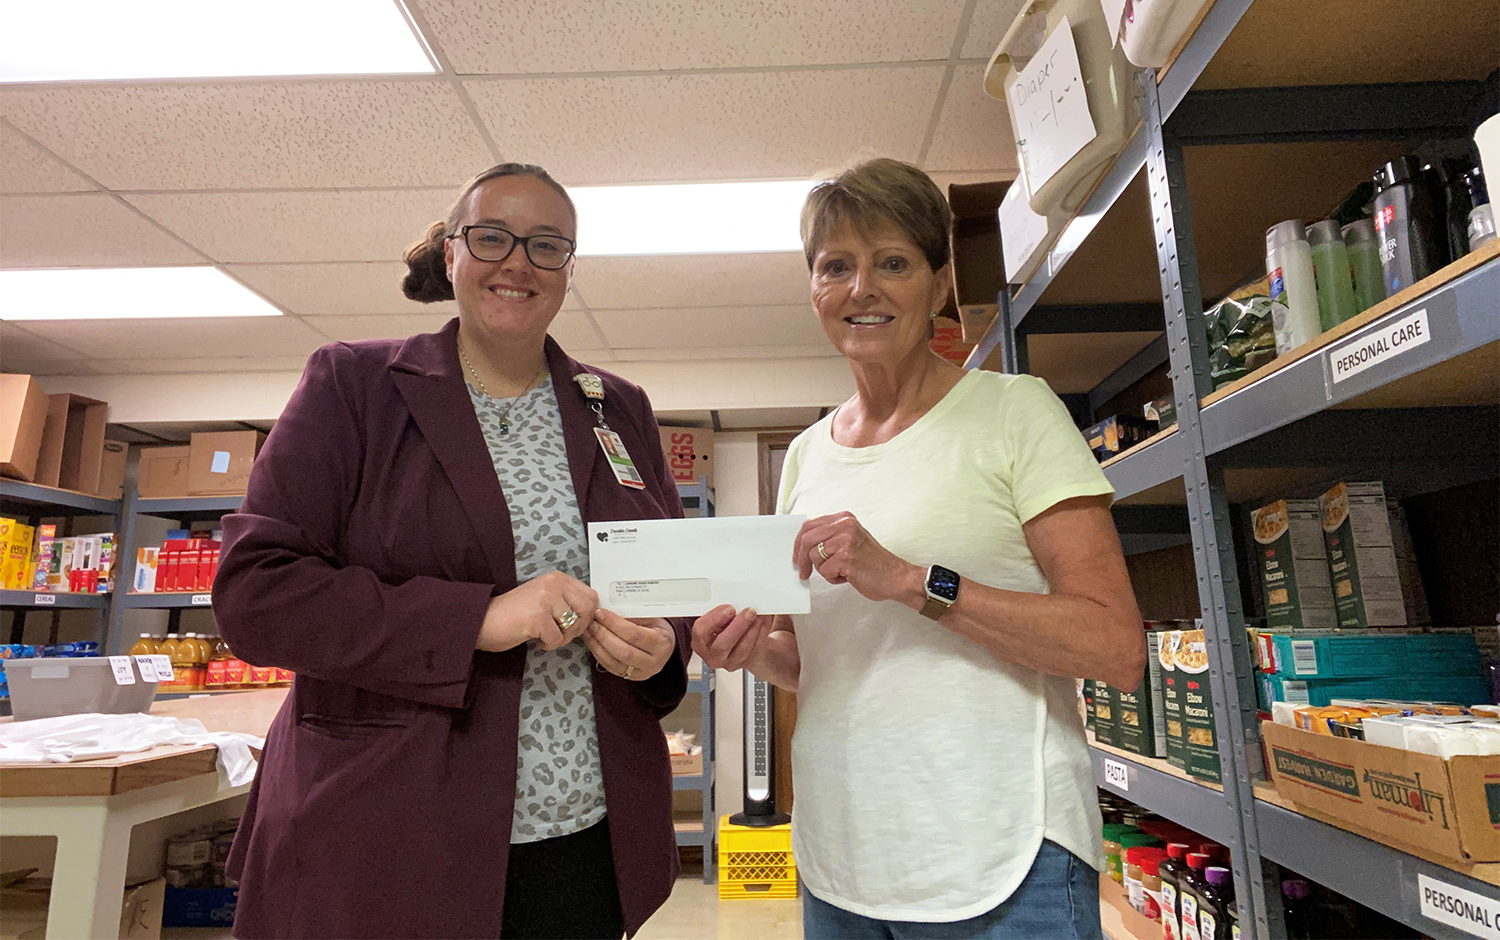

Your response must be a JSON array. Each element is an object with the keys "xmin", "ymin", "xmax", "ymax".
[{"xmin": 800, "ymin": 158, "xmax": 953, "ymax": 273}]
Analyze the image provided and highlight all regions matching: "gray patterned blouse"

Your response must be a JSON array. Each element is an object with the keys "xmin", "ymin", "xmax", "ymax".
[{"xmin": 467, "ymin": 376, "xmax": 608, "ymax": 844}]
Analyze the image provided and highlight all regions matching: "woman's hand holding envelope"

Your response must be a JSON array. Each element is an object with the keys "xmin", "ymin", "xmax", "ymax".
[
  {"xmin": 586, "ymin": 610, "xmax": 677, "ymax": 680},
  {"xmin": 691, "ymin": 606, "xmax": 775, "ymax": 671},
  {"xmin": 793, "ymin": 512, "xmax": 924, "ymax": 607},
  {"xmin": 477, "ymin": 570, "xmax": 598, "ymax": 652}
]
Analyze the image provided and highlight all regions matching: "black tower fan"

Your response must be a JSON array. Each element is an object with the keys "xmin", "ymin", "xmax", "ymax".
[{"xmin": 729, "ymin": 672, "xmax": 790, "ymax": 827}]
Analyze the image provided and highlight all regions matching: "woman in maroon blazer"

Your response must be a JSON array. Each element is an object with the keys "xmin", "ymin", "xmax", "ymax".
[{"xmin": 214, "ymin": 164, "xmax": 691, "ymax": 940}]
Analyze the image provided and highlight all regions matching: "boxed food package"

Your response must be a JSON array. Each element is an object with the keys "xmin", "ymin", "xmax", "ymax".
[
  {"xmin": 133, "ymin": 547, "xmax": 160, "ymax": 594},
  {"xmin": 1319, "ymin": 482, "xmax": 1406, "ymax": 628},
  {"xmin": 0, "ymin": 373, "xmax": 49, "ymax": 482},
  {"xmin": 188, "ymin": 431, "xmax": 265, "ymax": 496},
  {"xmin": 137, "ymin": 446, "xmax": 191, "ymax": 498},
  {"xmin": 658, "ymin": 427, "xmax": 713, "ymax": 487},
  {"xmin": 1252, "ymin": 499, "xmax": 1336, "ymax": 630},
  {"xmin": 1260, "ymin": 671, "xmax": 1488, "ymax": 709},
  {"xmin": 0, "ymin": 874, "xmax": 165, "ymax": 940},
  {"xmin": 33, "ymin": 393, "xmax": 108, "ymax": 492},
  {"xmin": 1174, "ymin": 624, "xmax": 1221, "ymax": 782},
  {"xmin": 1083, "ymin": 415, "xmax": 1156, "ymax": 462},
  {"xmin": 1142, "ymin": 396, "xmax": 1177, "ymax": 430},
  {"xmin": 1156, "ymin": 631, "xmax": 1188, "ymax": 770},
  {"xmin": 1267, "ymin": 632, "xmax": 1480, "ymax": 680},
  {"xmin": 2, "ymin": 522, "xmax": 35, "ymax": 590},
  {"xmin": 1093, "ymin": 680, "xmax": 1120, "ymax": 747},
  {"xmin": 96, "ymin": 439, "xmax": 129, "ymax": 500},
  {"xmin": 1116, "ymin": 634, "xmax": 1168, "ymax": 758},
  {"xmin": 1262, "ymin": 719, "xmax": 1499, "ymax": 862}
]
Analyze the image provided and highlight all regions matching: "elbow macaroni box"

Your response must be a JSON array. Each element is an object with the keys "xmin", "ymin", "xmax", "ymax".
[
  {"xmin": 1252, "ymin": 499, "xmax": 1336, "ymax": 630},
  {"xmin": 1116, "ymin": 634, "xmax": 1168, "ymax": 758},
  {"xmin": 1319, "ymin": 482, "xmax": 1406, "ymax": 628},
  {"xmin": 1175, "ymin": 624, "xmax": 1221, "ymax": 783},
  {"xmin": 1093, "ymin": 680, "xmax": 1120, "ymax": 747},
  {"xmin": 1158, "ymin": 630, "xmax": 1189, "ymax": 770}
]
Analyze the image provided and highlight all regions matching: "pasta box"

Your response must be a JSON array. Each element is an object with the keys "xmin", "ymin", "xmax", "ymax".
[
  {"xmin": 1319, "ymin": 482, "xmax": 1406, "ymax": 628},
  {"xmin": 1268, "ymin": 632, "xmax": 1480, "ymax": 680},
  {"xmin": 1157, "ymin": 631, "xmax": 1188, "ymax": 770},
  {"xmin": 1174, "ymin": 626, "xmax": 1221, "ymax": 783},
  {"xmin": 1252, "ymin": 499, "xmax": 1336, "ymax": 631},
  {"xmin": 1261, "ymin": 720, "xmax": 1500, "ymax": 862},
  {"xmin": 1259, "ymin": 672, "xmax": 1489, "ymax": 709}
]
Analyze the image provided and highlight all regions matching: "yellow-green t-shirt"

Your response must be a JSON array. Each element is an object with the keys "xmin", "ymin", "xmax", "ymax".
[{"xmin": 777, "ymin": 369, "xmax": 1114, "ymax": 921}]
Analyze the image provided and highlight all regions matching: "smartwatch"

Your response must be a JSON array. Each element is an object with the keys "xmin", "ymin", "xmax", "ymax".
[{"xmin": 920, "ymin": 564, "xmax": 961, "ymax": 621}]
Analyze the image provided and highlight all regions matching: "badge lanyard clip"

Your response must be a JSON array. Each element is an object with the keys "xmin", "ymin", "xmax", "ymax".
[{"xmin": 573, "ymin": 373, "xmax": 609, "ymax": 430}]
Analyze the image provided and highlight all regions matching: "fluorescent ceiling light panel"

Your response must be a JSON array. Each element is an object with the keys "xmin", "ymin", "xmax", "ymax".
[
  {"xmin": 0, "ymin": 268, "xmax": 284, "ymax": 320},
  {"xmin": 0, "ymin": 0, "xmax": 435, "ymax": 83},
  {"xmin": 572, "ymin": 180, "xmax": 815, "ymax": 256}
]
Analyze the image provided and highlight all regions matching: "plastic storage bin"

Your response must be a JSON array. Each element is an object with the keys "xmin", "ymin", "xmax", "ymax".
[
  {"xmin": 3, "ymin": 657, "xmax": 160, "ymax": 721},
  {"xmin": 1115, "ymin": 0, "xmax": 1213, "ymax": 68},
  {"xmin": 985, "ymin": 0, "xmax": 1140, "ymax": 215},
  {"xmin": 998, "ymin": 179, "xmax": 1069, "ymax": 284}
]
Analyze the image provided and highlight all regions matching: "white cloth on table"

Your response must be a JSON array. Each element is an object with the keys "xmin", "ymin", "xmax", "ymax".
[{"xmin": 0, "ymin": 713, "xmax": 264, "ymax": 786}]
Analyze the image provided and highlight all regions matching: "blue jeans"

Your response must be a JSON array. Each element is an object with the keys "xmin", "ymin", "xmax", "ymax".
[{"xmin": 801, "ymin": 840, "xmax": 1103, "ymax": 940}]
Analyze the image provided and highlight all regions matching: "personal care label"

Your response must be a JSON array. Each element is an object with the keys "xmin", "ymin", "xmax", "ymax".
[
  {"xmin": 1327, "ymin": 308, "xmax": 1430, "ymax": 385},
  {"xmin": 1417, "ymin": 873, "xmax": 1500, "ymax": 939}
]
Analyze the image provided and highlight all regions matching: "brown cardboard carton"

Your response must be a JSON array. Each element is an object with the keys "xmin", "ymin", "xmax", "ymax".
[
  {"xmin": 0, "ymin": 875, "xmax": 163, "ymax": 940},
  {"xmin": 187, "ymin": 431, "xmax": 264, "ymax": 496},
  {"xmin": 33, "ymin": 393, "xmax": 107, "ymax": 492},
  {"xmin": 96, "ymin": 440, "xmax": 128, "ymax": 500},
  {"xmin": 670, "ymin": 751, "xmax": 704, "ymax": 775},
  {"xmin": 0, "ymin": 375, "xmax": 48, "ymax": 482},
  {"xmin": 1261, "ymin": 720, "xmax": 1499, "ymax": 862},
  {"xmin": 658, "ymin": 427, "xmax": 712, "ymax": 487},
  {"xmin": 138, "ymin": 446, "xmax": 192, "ymax": 498}
]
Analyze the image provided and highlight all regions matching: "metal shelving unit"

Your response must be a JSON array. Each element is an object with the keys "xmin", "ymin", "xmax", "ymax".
[
  {"xmin": 671, "ymin": 657, "xmax": 717, "ymax": 883},
  {"xmin": 966, "ymin": 3, "xmax": 1499, "ymax": 937},
  {"xmin": 676, "ymin": 478, "xmax": 715, "ymax": 517},
  {"xmin": 0, "ymin": 480, "xmax": 122, "ymax": 646}
]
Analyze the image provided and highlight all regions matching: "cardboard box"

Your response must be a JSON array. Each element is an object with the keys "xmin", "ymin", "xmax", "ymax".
[
  {"xmin": 1142, "ymin": 396, "xmax": 1177, "ymax": 430},
  {"xmin": 1173, "ymin": 625, "xmax": 1221, "ymax": 782},
  {"xmin": 134, "ymin": 547, "xmax": 159, "ymax": 593},
  {"xmin": 96, "ymin": 439, "xmax": 128, "ymax": 500},
  {"xmin": 958, "ymin": 303, "xmax": 998, "ymax": 345},
  {"xmin": 1262, "ymin": 719, "xmax": 1500, "ymax": 862},
  {"xmin": 28, "ymin": 525, "xmax": 55, "ymax": 592},
  {"xmin": 1268, "ymin": 632, "xmax": 1480, "ymax": 680},
  {"xmin": 187, "ymin": 431, "xmax": 264, "ymax": 496},
  {"xmin": 161, "ymin": 886, "xmax": 237, "ymax": 930},
  {"xmin": 1319, "ymin": 482, "xmax": 1406, "ymax": 627},
  {"xmin": 1252, "ymin": 499, "xmax": 1337, "ymax": 630},
  {"xmin": 0, "ymin": 374, "xmax": 49, "ymax": 482},
  {"xmin": 1116, "ymin": 641, "xmax": 1167, "ymax": 758},
  {"xmin": 1083, "ymin": 678, "xmax": 1096, "ymax": 732},
  {"xmin": 1093, "ymin": 680, "xmax": 1119, "ymax": 747},
  {"xmin": 1083, "ymin": 415, "xmax": 1156, "ymax": 462},
  {"xmin": 1157, "ymin": 632, "xmax": 1189, "ymax": 770},
  {"xmin": 671, "ymin": 751, "xmax": 704, "ymax": 775},
  {"xmin": 3, "ymin": 523, "xmax": 34, "ymax": 590},
  {"xmin": 0, "ymin": 875, "xmax": 164, "ymax": 940},
  {"xmin": 1259, "ymin": 671, "xmax": 1488, "ymax": 708},
  {"xmin": 137, "ymin": 445, "xmax": 191, "ymax": 498},
  {"xmin": 33, "ymin": 393, "xmax": 107, "ymax": 493},
  {"xmin": 658, "ymin": 427, "xmax": 712, "ymax": 487}
]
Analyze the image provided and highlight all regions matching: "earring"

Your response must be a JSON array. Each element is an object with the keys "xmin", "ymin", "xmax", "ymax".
[{"xmin": 929, "ymin": 311, "xmax": 939, "ymax": 319}]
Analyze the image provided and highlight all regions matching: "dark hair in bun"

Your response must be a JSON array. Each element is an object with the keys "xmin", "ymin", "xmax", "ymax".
[{"xmin": 401, "ymin": 163, "xmax": 577, "ymax": 303}]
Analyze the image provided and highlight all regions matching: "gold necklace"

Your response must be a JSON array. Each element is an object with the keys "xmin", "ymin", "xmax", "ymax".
[{"xmin": 458, "ymin": 337, "xmax": 546, "ymax": 436}]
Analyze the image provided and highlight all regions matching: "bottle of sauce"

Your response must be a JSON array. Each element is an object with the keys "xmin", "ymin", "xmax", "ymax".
[
  {"xmin": 1341, "ymin": 219, "xmax": 1385, "ymax": 312},
  {"xmin": 1307, "ymin": 220, "xmax": 1357, "ymax": 329},
  {"xmin": 1124, "ymin": 848, "xmax": 1148, "ymax": 913},
  {"xmin": 128, "ymin": 633, "xmax": 157, "ymax": 657},
  {"xmin": 1227, "ymin": 899, "xmax": 1240, "ymax": 940},
  {"xmin": 1158, "ymin": 842, "xmax": 1192, "ymax": 940},
  {"xmin": 1198, "ymin": 866, "xmax": 1234, "ymax": 940},
  {"xmin": 1139, "ymin": 851, "xmax": 1165, "ymax": 922},
  {"xmin": 1281, "ymin": 878, "xmax": 1314, "ymax": 940},
  {"xmin": 1102, "ymin": 824, "xmax": 1134, "ymax": 885},
  {"xmin": 1265, "ymin": 220, "xmax": 1322, "ymax": 354},
  {"xmin": 1179, "ymin": 852, "xmax": 1211, "ymax": 940}
]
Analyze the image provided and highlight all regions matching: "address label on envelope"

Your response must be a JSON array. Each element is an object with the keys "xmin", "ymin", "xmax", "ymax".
[{"xmin": 587, "ymin": 515, "xmax": 811, "ymax": 618}]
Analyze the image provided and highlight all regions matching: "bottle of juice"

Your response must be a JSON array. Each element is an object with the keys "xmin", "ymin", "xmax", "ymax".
[
  {"xmin": 190, "ymin": 633, "xmax": 213, "ymax": 690},
  {"xmin": 1198, "ymin": 866, "xmax": 1234, "ymax": 940},
  {"xmin": 1158, "ymin": 843, "xmax": 1192, "ymax": 940},
  {"xmin": 1180, "ymin": 852, "xmax": 1212, "ymax": 940},
  {"xmin": 160, "ymin": 634, "xmax": 183, "ymax": 686},
  {"xmin": 128, "ymin": 633, "xmax": 157, "ymax": 657}
]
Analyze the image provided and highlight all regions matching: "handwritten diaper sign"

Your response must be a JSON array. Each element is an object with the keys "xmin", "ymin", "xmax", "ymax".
[{"xmin": 1006, "ymin": 16, "xmax": 1098, "ymax": 195}]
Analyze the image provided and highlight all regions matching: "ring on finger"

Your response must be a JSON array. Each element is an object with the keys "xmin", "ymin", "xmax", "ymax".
[
  {"xmin": 556, "ymin": 608, "xmax": 579, "ymax": 630},
  {"xmin": 816, "ymin": 541, "xmax": 830, "ymax": 561},
  {"xmin": 623, "ymin": 665, "xmax": 635, "ymax": 680}
]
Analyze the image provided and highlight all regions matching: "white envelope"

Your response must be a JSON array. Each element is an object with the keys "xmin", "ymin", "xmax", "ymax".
[{"xmin": 587, "ymin": 515, "xmax": 811, "ymax": 618}]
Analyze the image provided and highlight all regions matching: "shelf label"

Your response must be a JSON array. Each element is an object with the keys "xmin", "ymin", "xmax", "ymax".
[
  {"xmin": 191, "ymin": 594, "xmax": 212, "ymax": 606},
  {"xmin": 151, "ymin": 655, "xmax": 174, "ymax": 680},
  {"xmin": 1006, "ymin": 16, "xmax": 1098, "ymax": 194},
  {"xmin": 1103, "ymin": 757, "xmax": 1130, "ymax": 791},
  {"xmin": 34, "ymin": 593, "xmax": 55, "ymax": 606},
  {"xmin": 1327, "ymin": 308, "xmax": 1430, "ymax": 386},
  {"xmin": 134, "ymin": 656, "xmax": 161, "ymax": 683},
  {"xmin": 1417, "ymin": 873, "xmax": 1500, "ymax": 940},
  {"xmin": 108, "ymin": 656, "xmax": 136, "ymax": 685}
]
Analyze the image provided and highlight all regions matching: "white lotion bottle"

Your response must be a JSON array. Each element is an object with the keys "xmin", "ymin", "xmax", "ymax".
[{"xmin": 1265, "ymin": 220, "xmax": 1322, "ymax": 354}]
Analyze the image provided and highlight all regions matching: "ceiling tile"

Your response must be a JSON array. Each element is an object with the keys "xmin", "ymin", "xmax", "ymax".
[
  {"xmin": 546, "ymin": 310, "xmax": 607, "ymax": 350},
  {"xmin": 592, "ymin": 305, "xmax": 828, "ymax": 349},
  {"xmin": 0, "ymin": 321, "xmax": 90, "ymax": 361},
  {"xmin": 0, "ymin": 194, "xmax": 202, "ymax": 268},
  {"xmin": 612, "ymin": 345, "xmax": 840, "ymax": 361},
  {"xmin": 573, "ymin": 252, "xmax": 810, "ymax": 309},
  {"xmin": 960, "ymin": 0, "xmax": 1028, "ymax": 59},
  {"xmin": 428, "ymin": 0, "xmax": 966, "ymax": 73},
  {"xmin": 18, "ymin": 316, "xmax": 329, "ymax": 360},
  {"xmin": 924, "ymin": 64, "xmax": 1018, "ymax": 172},
  {"xmin": 0, "ymin": 124, "xmax": 95, "ymax": 194},
  {"xmin": 89, "ymin": 356, "xmax": 313, "ymax": 375},
  {"xmin": 465, "ymin": 67, "xmax": 945, "ymax": 184},
  {"xmin": 301, "ymin": 314, "xmax": 456, "ymax": 343},
  {"xmin": 228, "ymin": 262, "xmax": 459, "ymax": 316},
  {"xmin": 0, "ymin": 82, "xmax": 494, "ymax": 190},
  {"xmin": 124, "ymin": 189, "xmax": 452, "ymax": 263}
]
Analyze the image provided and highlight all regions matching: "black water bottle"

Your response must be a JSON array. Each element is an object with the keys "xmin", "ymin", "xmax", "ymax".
[{"xmin": 1372, "ymin": 156, "xmax": 1448, "ymax": 295}]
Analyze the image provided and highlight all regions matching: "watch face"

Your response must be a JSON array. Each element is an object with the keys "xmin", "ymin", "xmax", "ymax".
[{"xmin": 927, "ymin": 564, "xmax": 961, "ymax": 602}]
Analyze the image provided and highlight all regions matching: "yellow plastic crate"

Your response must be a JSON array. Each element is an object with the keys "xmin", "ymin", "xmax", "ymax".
[{"xmin": 717, "ymin": 815, "xmax": 798, "ymax": 900}]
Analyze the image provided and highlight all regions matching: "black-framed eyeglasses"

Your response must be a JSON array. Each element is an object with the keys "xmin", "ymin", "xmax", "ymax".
[{"xmin": 451, "ymin": 225, "xmax": 576, "ymax": 270}]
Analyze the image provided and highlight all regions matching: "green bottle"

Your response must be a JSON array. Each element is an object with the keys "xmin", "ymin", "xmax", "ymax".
[
  {"xmin": 1341, "ymin": 219, "xmax": 1385, "ymax": 313},
  {"xmin": 1308, "ymin": 220, "xmax": 1358, "ymax": 329}
]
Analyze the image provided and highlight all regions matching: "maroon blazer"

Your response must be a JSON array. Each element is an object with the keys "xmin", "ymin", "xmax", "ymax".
[{"xmin": 214, "ymin": 320, "xmax": 691, "ymax": 939}]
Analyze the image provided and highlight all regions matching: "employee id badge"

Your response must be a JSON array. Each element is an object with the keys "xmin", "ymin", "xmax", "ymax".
[{"xmin": 594, "ymin": 428, "xmax": 647, "ymax": 489}]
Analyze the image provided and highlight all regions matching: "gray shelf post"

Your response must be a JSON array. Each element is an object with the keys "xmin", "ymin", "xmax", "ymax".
[{"xmin": 1140, "ymin": 78, "xmax": 1284, "ymax": 940}]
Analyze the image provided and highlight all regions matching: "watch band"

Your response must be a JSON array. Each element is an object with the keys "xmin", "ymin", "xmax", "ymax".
[{"xmin": 920, "ymin": 595, "xmax": 951, "ymax": 621}]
